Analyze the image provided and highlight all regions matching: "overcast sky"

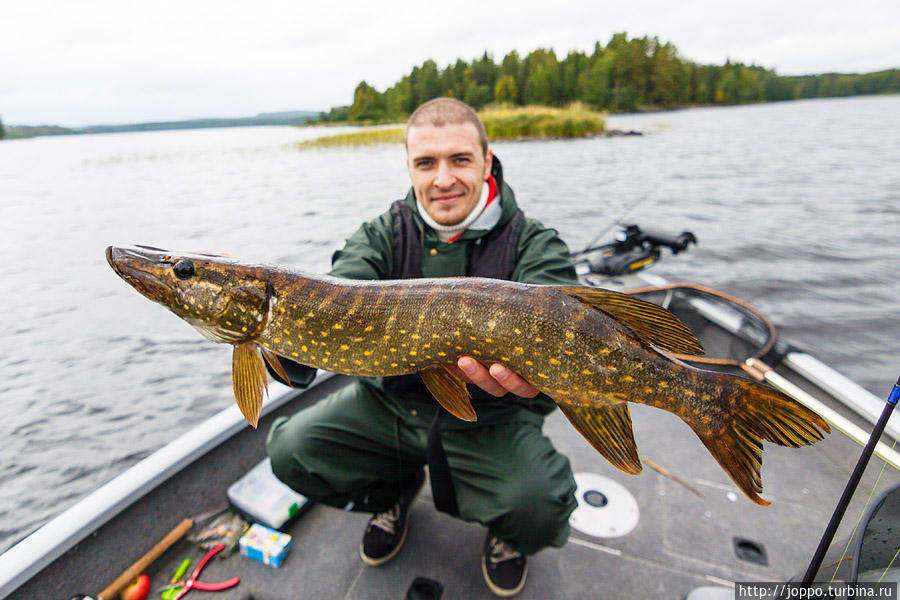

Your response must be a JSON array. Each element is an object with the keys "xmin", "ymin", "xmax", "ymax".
[{"xmin": 2, "ymin": 0, "xmax": 899, "ymax": 127}]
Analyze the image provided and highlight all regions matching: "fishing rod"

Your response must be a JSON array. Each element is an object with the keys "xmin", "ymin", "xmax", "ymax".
[{"xmin": 801, "ymin": 376, "xmax": 900, "ymax": 586}]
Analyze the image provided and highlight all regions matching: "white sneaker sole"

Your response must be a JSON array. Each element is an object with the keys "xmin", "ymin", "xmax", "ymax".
[
  {"xmin": 482, "ymin": 556, "xmax": 528, "ymax": 597},
  {"xmin": 359, "ymin": 512, "xmax": 410, "ymax": 567}
]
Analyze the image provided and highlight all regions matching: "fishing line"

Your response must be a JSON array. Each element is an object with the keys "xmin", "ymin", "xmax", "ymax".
[
  {"xmin": 878, "ymin": 539, "xmax": 900, "ymax": 582},
  {"xmin": 828, "ymin": 434, "xmax": 900, "ymax": 583},
  {"xmin": 581, "ymin": 180, "xmax": 662, "ymax": 253}
]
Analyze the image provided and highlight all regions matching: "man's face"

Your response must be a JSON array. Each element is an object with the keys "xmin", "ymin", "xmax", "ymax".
[{"xmin": 406, "ymin": 122, "xmax": 493, "ymax": 226}]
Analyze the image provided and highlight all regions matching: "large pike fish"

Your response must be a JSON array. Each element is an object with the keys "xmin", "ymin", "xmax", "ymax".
[{"xmin": 107, "ymin": 245, "xmax": 829, "ymax": 505}]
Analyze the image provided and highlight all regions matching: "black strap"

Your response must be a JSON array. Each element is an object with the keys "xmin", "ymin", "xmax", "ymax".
[{"xmin": 427, "ymin": 409, "xmax": 459, "ymax": 516}]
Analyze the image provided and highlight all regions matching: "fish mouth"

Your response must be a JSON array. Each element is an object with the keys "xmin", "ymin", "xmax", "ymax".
[{"xmin": 106, "ymin": 245, "xmax": 180, "ymax": 302}]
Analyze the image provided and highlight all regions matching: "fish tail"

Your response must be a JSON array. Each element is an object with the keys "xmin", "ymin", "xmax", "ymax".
[{"xmin": 692, "ymin": 377, "xmax": 830, "ymax": 505}]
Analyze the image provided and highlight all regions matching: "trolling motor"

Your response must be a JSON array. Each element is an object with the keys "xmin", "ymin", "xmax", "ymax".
[{"xmin": 573, "ymin": 224, "xmax": 697, "ymax": 276}]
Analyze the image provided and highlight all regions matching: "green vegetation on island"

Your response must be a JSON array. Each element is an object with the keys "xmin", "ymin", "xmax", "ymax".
[
  {"xmin": 298, "ymin": 104, "xmax": 609, "ymax": 148},
  {"xmin": 316, "ymin": 32, "xmax": 900, "ymax": 126}
]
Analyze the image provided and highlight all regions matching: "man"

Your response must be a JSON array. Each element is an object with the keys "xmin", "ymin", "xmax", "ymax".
[{"xmin": 267, "ymin": 97, "xmax": 578, "ymax": 597}]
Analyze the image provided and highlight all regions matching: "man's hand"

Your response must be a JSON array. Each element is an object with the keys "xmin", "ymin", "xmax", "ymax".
[{"xmin": 453, "ymin": 356, "xmax": 540, "ymax": 398}]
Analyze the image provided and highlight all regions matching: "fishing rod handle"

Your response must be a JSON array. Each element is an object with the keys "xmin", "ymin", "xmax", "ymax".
[{"xmin": 96, "ymin": 518, "xmax": 193, "ymax": 600}]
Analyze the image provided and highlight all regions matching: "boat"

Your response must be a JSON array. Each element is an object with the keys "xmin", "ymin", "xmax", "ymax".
[{"xmin": 2, "ymin": 224, "xmax": 898, "ymax": 599}]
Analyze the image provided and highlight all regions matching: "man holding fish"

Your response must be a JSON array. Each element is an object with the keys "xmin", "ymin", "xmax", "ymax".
[{"xmin": 266, "ymin": 97, "xmax": 579, "ymax": 597}]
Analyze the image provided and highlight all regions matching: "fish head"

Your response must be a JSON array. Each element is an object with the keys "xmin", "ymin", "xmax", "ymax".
[{"xmin": 106, "ymin": 245, "xmax": 271, "ymax": 344}]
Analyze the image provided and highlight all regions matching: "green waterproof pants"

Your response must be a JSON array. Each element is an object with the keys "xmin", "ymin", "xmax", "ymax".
[{"xmin": 266, "ymin": 380, "xmax": 577, "ymax": 555}]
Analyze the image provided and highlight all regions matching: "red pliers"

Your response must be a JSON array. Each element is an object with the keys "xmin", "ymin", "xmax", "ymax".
[{"xmin": 173, "ymin": 543, "xmax": 240, "ymax": 599}]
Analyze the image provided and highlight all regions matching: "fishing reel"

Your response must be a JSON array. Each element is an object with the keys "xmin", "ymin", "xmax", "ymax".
[{"xmin": 574, "ymin": 224, "xmax": 697, "ymax": 276}]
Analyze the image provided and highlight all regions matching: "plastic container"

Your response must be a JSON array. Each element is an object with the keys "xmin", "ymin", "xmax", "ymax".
[
  {"xmin": 239, "ymin": 523, "xmax": 292, "ymax": 567},
  {"xmin": 227, "ymin": 458, "xmax": 309, "ymax": 529}
]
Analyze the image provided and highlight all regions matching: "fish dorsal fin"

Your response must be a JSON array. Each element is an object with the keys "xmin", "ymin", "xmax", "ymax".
[
  {"xmin": 419, "ymin": 365, "xmax": 478, "ymax": 422},
  {"xmin": 556, "ymin": 286, "xmax": 703, "ymax": 355},
  {"xmin": 557, "ymin": 402, "xmax": 642, "ymax": 474},
  {"xmin": 260, "ymin": 345, "xmax": 291, "ymax": 385},
  {"xmin": 232, "ymin": 342, "xmax": 269, "ymax": 428}
]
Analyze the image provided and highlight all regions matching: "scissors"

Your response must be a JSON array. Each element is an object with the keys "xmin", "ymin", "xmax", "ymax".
[{"xmin": 173, "ymin": 543, "xmax": 240, "ymax": 599}]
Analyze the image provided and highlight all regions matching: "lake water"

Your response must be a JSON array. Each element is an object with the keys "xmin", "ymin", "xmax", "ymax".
[{"xmin": 1, "ymin": 95, "xmax": 899, "ymax": 553}]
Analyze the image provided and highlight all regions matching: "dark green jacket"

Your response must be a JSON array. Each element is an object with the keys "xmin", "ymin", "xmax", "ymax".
[{"xmin": 328, "ymin": 168, "xmax": 579, "ymax": 425}]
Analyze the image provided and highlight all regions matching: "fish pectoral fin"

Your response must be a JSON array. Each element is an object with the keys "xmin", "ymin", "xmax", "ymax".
[
  {"xmin": 555, "ymin": 286, "xmax": 703, "ymax": 355},
  {"xmin": 557, "ymin": 401, "xmax": 642, "ymax": 474},
  {"xmin": 260, "ymin": 346, "xmax": 291, "ymax": 385},
  {"xmin": 232, "ymin": 342, "xmax": 269, "ymax": 428},
  {"xmin": 419, "ymin": 365, "xmax": 478, "ymax": 422}
]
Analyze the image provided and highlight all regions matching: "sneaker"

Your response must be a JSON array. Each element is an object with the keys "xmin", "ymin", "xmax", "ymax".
[
  {"xmin": 482, "ymin": 534, "xmax": 528, "ymax": 597},
  {"xmin": 360, "ymin": 469, "xmax": 425, "ymax": 566}
]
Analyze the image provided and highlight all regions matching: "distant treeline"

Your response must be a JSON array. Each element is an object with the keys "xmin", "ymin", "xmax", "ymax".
[
  {"xmin": 0, "ymin": 111, "xmax": 320, "ymax": 140},
  {"xmin": 318, "ymin": 32, "xmax": 900, "ymax": 123}
]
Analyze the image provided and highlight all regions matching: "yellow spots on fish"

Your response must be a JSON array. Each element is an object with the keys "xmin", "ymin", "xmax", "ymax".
[
  {"xmin": 412, "ymin": 334, "xmax": 420, "ymax": 340},
  {"xmin": 362, "ymin": 350, "xmax": 373, "ymax": 356},
  {"xmin": 364, "ymin": 325, "xmax": 374, "ymax": 332},
  {"xmin": 373, "ymin": 361, "xmax": 380, "ymax": 366},
  {"xmin": 564, "ymin": 350, "xmax": 574, "ymax": 356},
  {"xmin": 487, "ymin": 320, "xmax": 497, "ymax": 330},
  {"xmin": 525, "ymin": 360, "xmax": 533, "ymax": 366},
  {"xmin": 534, "ymin": 337, "xmax": 543, "ymax": 342},
  {"xmin": 274, "ymin": 338, "xmax": 281, "ymax": 344},
  {"xmin": 455, "ymin": 345, "xmax": 462, "ymax": 351},
  {"xmin": 301, "ymin": 345, "xmax": 308, "ymax": 352},
  {"xmin": 422, "ymin": 343, "xmax": 430, "ymax": 349},
  {"xmin": 285, "ymin": 340, "xmax": 293, "ymax": 346},
  {"xmin": 472, "ymin": 350, "xmax": 481, "ymax": 356},
  {"xmin": 612, "ymin": 392, "xmax": 628, "ymax": 400},
  {"xmin": 581, "ymin": 369, "xmax": 591, "ymax": 375},
  {"xmin": 278, "ymin": 306, "xmax": 286, "ymax": 314},
  {"xmin": 184, "ymin": 304, "xmax": 190, "ymax": 310},
  {"xmin": 597, "ymin": 348, "xmax": 611, "ymax": 356},
  {"xmin": 644, "ymin": 387, "xmax": 654, "ymax": 394},
  {"xmin": 391, "ymin": 362, "xmax": 398, "ymax": 367},
  {"xmin": 332, "ymin": 324, "xmax": 343, "ymax": 330},
  {"xmin": 354, "ymin": 337, "xmax": 364, "ymax": 343},
  {"xmin": 432, "ymin": 333, "xmax": 440, "ymax": 339},
  {"xmin": 622, "ymin": 375, "xmax": 634, "ymax": 382},
  {"xmin": 241, "ymin": 326, "xmax": 247, "ymax": 332},
  {"xmin": 437, "ymin": 351, "xmax": 447, "ymax": 357},
  {"xmin": 320, "ymin": 331, "xmax": 328, "ymax": 337},
  {"xmin": 291, "ymin": 352, "xmax": 299, "ymax": 357},
  {"xmin": 454, "ymin": 331, "xmax": 460, "ymax": 337},
  {"xmin": 561, "ymin": 373, "xmax": 569, "ymax": 379},
  {"xmin": 514, "ymin": 328, "xmax": 521, "ymax": 335},
  {"xmin": 465, "ymin": 319, "xmax": 473, "ymax": 325},
  {"xmin": 556, "ymin": 389, "xmax": 570, "ymax": 395},
  {"xmin": 341, "ymin": 344, "xmax": 350, "ymax": 351},
  {"xmin": 310, "ymin": 355, "xmax": 316, "ymax": 361},
  {"xmin": 485, "ymin": 338, "xmax": 493, "ymax": 343},
  {"xmin": 701, "ymin": 394, "xmax": 711, "ymax": 401},
  {"xmin": 605, "ymin": 379, "xmax": 613, "ymax": 385},
  {"xmin": 340, "ymin": 358, "xmax": 346, "ymax": 363},
  {"xmin": 401, "ymin": 343, "xmax": 407, "ymax": 348},
  {"xmin": 588, "ymin": 390, "xmax": 599, "ymax": 396},
  {"xmin": 322, "ymin": 358, "xmax": 328, "ymax": 364},
  {"xmin": 409, "ymin": 350, "xmax": 417, "ymax": 356},
  {"xmin": 538, "ymin": 373, "xmax": 549, "ymax": 379},
  {"xmin": 226, "ymin": 321, "xmax": 232, "ymax": 326},
  {"xmin": 283, "ymin": 329, "xmax": 290, "ymax": 335},
  {"xmin": 238, "ymin": 306, "xmax": 246, "ymax": 313},
  {"xmin": 573, "ymin": 386, "xmax": 580, "ymax": 391},
  {"xmin": 409, "ymin": 363, "xmax": 416, "ymax": 367},
  {"xmin": 388, "ymin": 315, "xmax": 396, "ymax": 321},
  {"xmin": 501, "ymin": 356, "xmax": 509, "ymax": 362},
  {"xmin": 446, "ymin": 341, "xmax": 452, "ymax": 346},
  {"xmin": 390, "ymin": 348, "xmax": 397, "ymax": 353},
  {"xmin": 425, "ymin": 355, "xmax": 432, "ymax": 359},
  {"xmin": 565, "ymin": 331, "xmax": 574, "ymax": 340},
  {"xmin": 514, "ymin": 346, "xmax": 524, "ymax": 353},
  {"xmin": 418, "ymin": 314, "xmax": 426, "ymax": 320},
  {"xmin": 400, "ymin": 329, "xmax": 407, "ymax": 334},
  {"xmin": 683, "ymin": 389, "xmax": 695, "ymax": 398},
  {"xmin": 355, "ymin": 360, "xmax": 363, "ymax": 366},
  {"xmin": 295, "ymin": 319, "xmax": 305, "ymax": 326},
  {"xmin": 549, "ymin": 358, "xmax": 560, "ymax": 365},
  {"xmin": 307, "ymin": 311, "xmax": 315, "ymax": 318},
  {"xmin": 310, "ymin": 340, "xmax": 318, "ymax": 346},
  {"xmin": 658, "ymin": 381, "xmax": 668, "ymax": 389}
]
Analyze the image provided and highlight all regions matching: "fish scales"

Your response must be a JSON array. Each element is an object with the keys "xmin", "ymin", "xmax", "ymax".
[{"xmin": 106, "ymin": 246, "xmax": 831, "ymax": 505}]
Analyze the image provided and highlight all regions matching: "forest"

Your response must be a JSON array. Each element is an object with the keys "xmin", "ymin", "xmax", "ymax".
[{"xmin": 320, "ymin": 32, "xmax": 900, "ymax": 123}]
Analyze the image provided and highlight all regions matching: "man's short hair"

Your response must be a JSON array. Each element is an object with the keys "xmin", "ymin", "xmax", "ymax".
[{"xmin": 405, "ymin": 97, "xmax": 489, "ymax": 156}]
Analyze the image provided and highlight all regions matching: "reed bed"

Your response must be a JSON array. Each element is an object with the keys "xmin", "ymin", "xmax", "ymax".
[{"xmin": 298, "ymin": 104, "xmax": 606, "ymax": 149}]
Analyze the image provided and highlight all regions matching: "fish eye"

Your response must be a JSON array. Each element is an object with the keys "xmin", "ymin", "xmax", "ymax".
[{"xmin": 173, "ymin": 260, "xmax": 195, "ymax": 280}]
